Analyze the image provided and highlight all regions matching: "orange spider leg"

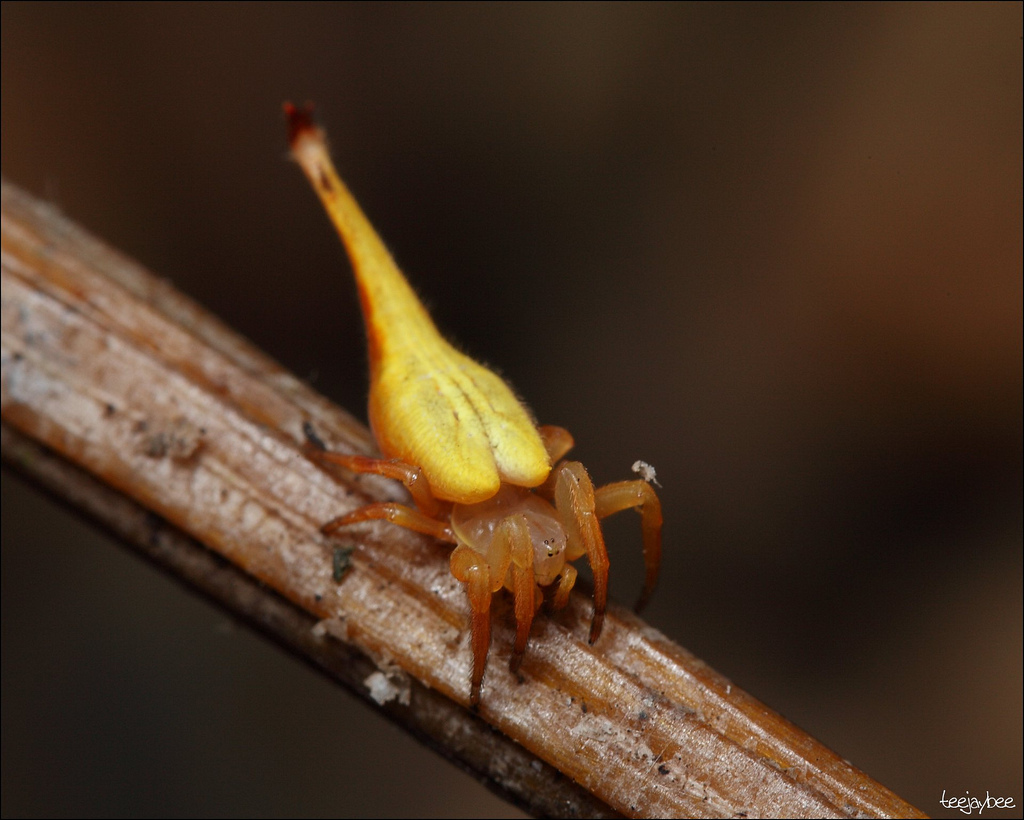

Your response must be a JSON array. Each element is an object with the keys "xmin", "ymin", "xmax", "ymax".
[
  {"xmin": 548, "ymin": 563, "xmax": 578, "ymax": 611},
  {"xmin": 308, "ymin": 447, "xmax": 443, "ymax": 518},
  {"xmin": 551, "ymin": 461, "xmax": 609, "ymax": 644},
  {"xmin": 594, "ymin": 480, "xmax": 663, "ymax": 613},
  {"xmin": 538, "ymin": 425, "xmax": 575, "ymax": 463},
  {"xmin": 450, "ymin": 514, "xmax": 535, "ymax": 705},
  {"xmin": 449, "ymin": 549, "xmax": 493, "ymax": 707},
  {"xmin": 506, "ymin": 515, "xmax": 537, "ymax": 674},
  {"xmin": 324, "ymin": 502, "xmax": 456, "ymax": 543},
  {"xmin": 534, "ymin": 426, "xmax": 575, "ymax": 501}
]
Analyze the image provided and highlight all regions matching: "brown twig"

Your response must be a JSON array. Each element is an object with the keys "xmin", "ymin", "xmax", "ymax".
[{"xmin": 1, "ymin": 179, "xmax": 924, "ymax": 818}]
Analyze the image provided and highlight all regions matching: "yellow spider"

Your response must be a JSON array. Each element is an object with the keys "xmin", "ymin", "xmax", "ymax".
[{"xmin": 286, "ymin": 103, "xmax": 663, "ymax": 706}]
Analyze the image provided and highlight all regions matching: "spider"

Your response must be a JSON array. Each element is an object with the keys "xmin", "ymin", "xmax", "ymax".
[{"xmin": 286, "ymin": 103, "xmax": 663, "ymax": 706}]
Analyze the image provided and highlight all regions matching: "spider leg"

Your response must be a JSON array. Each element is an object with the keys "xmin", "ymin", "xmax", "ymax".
[
  {"xmin": 551, "ymin": 461, "xmax": 609, "ymax": 644},
  {"xmin": 303, "ymin": 428, "xmax": 442, "ymax": 517},
  {"xmin": 324, "ymin": 502, "xmax": 455, "ymax": 543},
  {"xmin": 548, "ymin": 563, "xmax": 578, "ymax": 611},
  {"xmin": 450, "ymin": 545, "xmax": 494, "ymax": 707},
  {"xmin": 502, "ymin": 514, "xmax": 536, "ymax": 674},
  {"xmin": 594, "ymin": 480, "xmax": 663, "ymax": 613},
  {"xmin": 538, "ymin": 425, "xmax": 575, "ymax": 463},
  {"xmin": 534, "ymin": 426, "xmax": 575, "ymax": 502},
  {"xmin": 449, "ymin": 514, "xmax": 536, "ymax": 703}
]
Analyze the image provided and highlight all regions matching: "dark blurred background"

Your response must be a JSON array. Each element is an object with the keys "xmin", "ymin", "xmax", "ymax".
[{"xmin": 2, "ymin": 4, "xmax": 1020, "ymax": 817}]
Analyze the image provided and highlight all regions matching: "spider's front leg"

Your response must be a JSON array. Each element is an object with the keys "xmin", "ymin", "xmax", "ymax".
[
  {"xmin": 549, "ymin": 461, "xmax": 664, "ymax": 641},
  {"xmin": 450, "ymin": 513, "xmax": 536, "ymax": 707},
  {"xmin": 551, "ymin": 461, "xmax": 609, "ymax": 643}
]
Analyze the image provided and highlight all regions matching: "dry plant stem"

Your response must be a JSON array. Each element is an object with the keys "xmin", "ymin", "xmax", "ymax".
[
  {"xmin": 1, "ymin": 179, "xmax": 925, "ymax": 819},
  {"xmin": 1, "ymin": 423, "xmax": 616, "ymax": 819}
]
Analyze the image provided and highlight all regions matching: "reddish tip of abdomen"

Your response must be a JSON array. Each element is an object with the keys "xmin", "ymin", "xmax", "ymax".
[{"xmin": 284, "ymin": 101, "xmax": 317, "ymax": 147}]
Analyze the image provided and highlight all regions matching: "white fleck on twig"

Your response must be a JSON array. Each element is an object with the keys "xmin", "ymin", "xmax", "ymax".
[
  {"xmin": 364, "ymin": 670, "xmax": 412, "ymax": 706},
  {"xmin": 631, "ymin": 460, "xmax": 662, "ymax": 487}
]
